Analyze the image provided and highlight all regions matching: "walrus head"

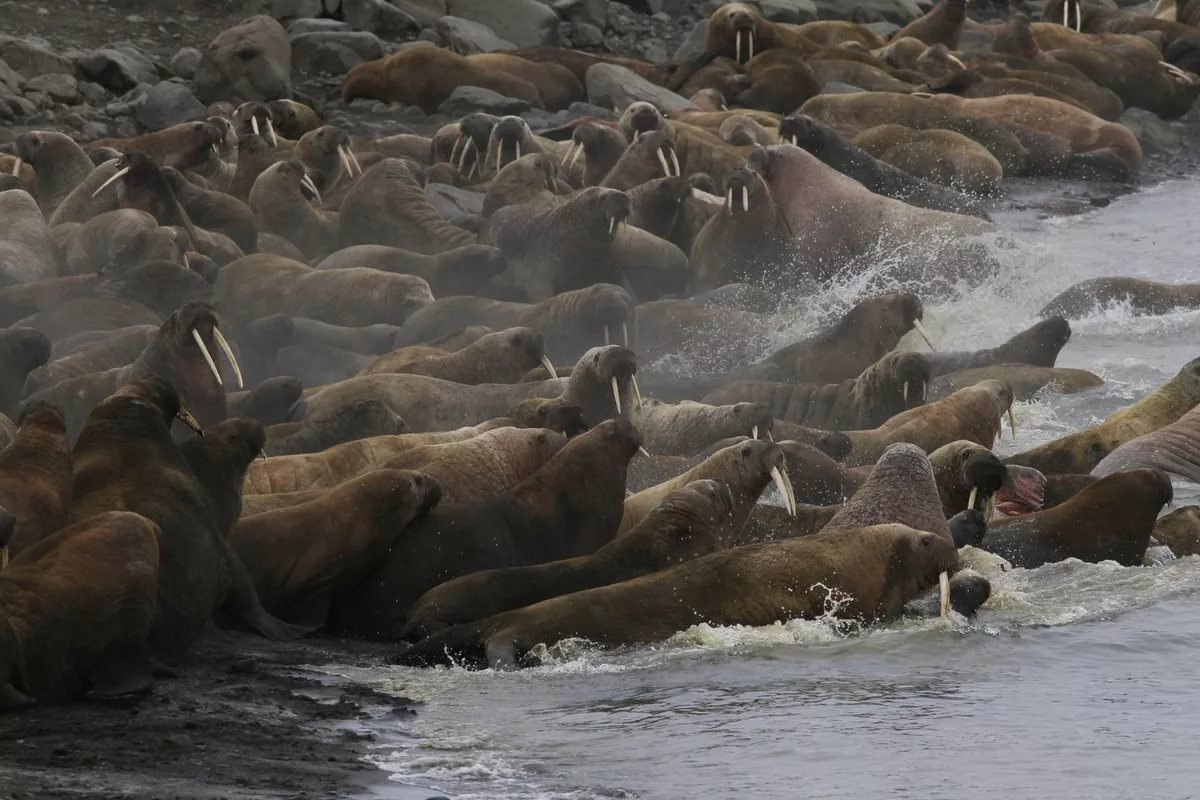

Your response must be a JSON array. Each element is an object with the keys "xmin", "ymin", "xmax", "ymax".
[
  {"xmin": 268, "ymin": 99, "xmax": 324, "ymax": 140},
  {"xmin": 155, "ymin": 301, "xmax": 243, "ymax": 393},
  {"xmin": 625, "ymin": 130, "xmax": 681, "ymax": 182},
  {"xmin": 644, "ymin": 479, "xmax": 737, "ymax": 562},
  {"xmin": 618, "ymin": 101, "xmax": 666, "ymax": 140},
  {"xmin": 106, "ymin": 377, "xmax": 205, "ymax": 437},
  {"xmin": 565, "ymin": 345, "xmax": 640, "ymax": 424},
  {"xmin": 507, "ymin": 398, "xmax": 589, "ymax": 437},
  {"xmin": 777, "ymin": 114, "xmax": 834, "ymax": 154},
  {"xmin": 549, "ymin": 282, "xmax": 637, "ymax": 358},
  {"xmin": 456, "ymin": 113, "xmax": 501, "ymax": 178},
  {"xmin": 234, "ymin": 101, "xmax": 278, "ymax": 147},
  {"xmin": 1044, "ymin": 0, "xmax": 1083, "ymax": 33},
  {"xmin": 722, "ymin": 167, "xmax": 772, "ymax": 217},
  {"xmin": 259, "ymin": 159, "xmax": 323, "ymax": 205},
  {"xmin": 487, "ymin": 116, "xmax": 536, "ymax": 174},
  {"xmin": 889, "ymin": 351, "xmax": 933, "ymax": 410},
  {"xmin": 707, "ymin": 2, "xmax": 762, "ymax": 65},
  {"xmin": 573, "ymin": 187, "xmax": 631, "ymax": 238},
  {"xmin": 13, "ymin": 130, "xmax": 80, "ymax": 176},
  {"xmin": 994, "ymin": 317, "xmax": 1070, "ymax": 367},
  {"xmin": 689, "ymin": 173, "xmax": 717, "ymax": 194},
  {"xmin": 929, "ymin": 440, "xmax": 1010, "ymax": 518},
  {"xmin": 299, "ymin": 125, "xmax": 362, "ymax": 186},
  {"xmin": 16, "ymin": 400, "xmax": 66, "ymax": 434}
]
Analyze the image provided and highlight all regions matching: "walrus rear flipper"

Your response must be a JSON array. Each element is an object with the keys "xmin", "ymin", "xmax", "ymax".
[
  {"xmin": 393, "ymin": 622, "xmax": 490, "ymax": 669},
  {"xmin": 86, "ymin": 640, "xmax": 155, "ymax": 701},
  {"xmin": 1063, "ymin": 150, "xmax": 1136, "ymax": 182},
  {"xmin": 0, "ymin": 682, "xmax": 36, "ymax": 711},
  {"xmin": 903, "ymin": 572, "xmax": 992, "ymax": 618},
  {"xmin": 218, "ymin": 553, "xmax": 313, "ymax": 641}
]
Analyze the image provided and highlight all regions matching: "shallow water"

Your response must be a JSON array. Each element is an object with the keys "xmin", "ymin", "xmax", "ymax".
[{"xmin": 329, "ymin": 178, "xmax": 1200, "ymax": 798}]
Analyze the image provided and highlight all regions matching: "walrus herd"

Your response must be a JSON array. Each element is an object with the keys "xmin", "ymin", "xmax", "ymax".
[{"xmin": 1, "ymin": 0, "xmax": 1199, "ymax": 700}]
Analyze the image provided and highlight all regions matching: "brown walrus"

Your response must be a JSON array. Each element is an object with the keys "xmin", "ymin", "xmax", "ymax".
[
  {"xmin": 248, "ymin": 159, "xmax": 337, "ymax": 261},
  {"xmin": 1092, "ymin": 403, "xmax": 1200, "ymax": 484},
  {"xmin": 399, "ymin": 479, "xmax": 735, "ymax": 641},
  {"xmin": 1150, "ymin": 505, "xmax": 1200, "ymax": 557},
  {"xmin": 929, "ymin": 365, "xmax": 1102, "ymax": 402},
  {"xmin": 1040, "ymin": 276, "xmax": 1200, "ymax": 319},
  {"xmin": 316, "ymin": 243, "xmax": 507, "ymax": 298},
  {"xmin": 396, "ymin": 523, "xmax": 956, "ymax": 669},
  {"xmin": 231, "ymin": 469, "xmax": 442, "ymax": 627},
  {"xmin": 331, "ymin": 418, "xmax": 642, "ymax": 641},
  {"xmin": 852, "ymin": 124, "xmax": 1005, "ymax": 195},
  {"xmin": 1006, "ymin": 357, "xmax": 1200, "ymax": 474},
  {"xmin": 982, "ymin": 469, "xmax": 1173, "ymax": 567},
  {"xmin": 689, "ymin": 167, "xmax": 788, "ymax": 291},
  {"xmin": 0, "ymin": 511, "xmax": 161, "ymax": 708},
  {"xmin": 12, "ymin": 131, "xmax": 98, "ymax": 215},
  {"xmin": 628, "ymin": 399, "xmax": 773, "ymax": 456},
  {"xmin": 341, "ymin": 48, "xmax": 542, "ymax": 112},
  {"xmin": 922, "ymin": 317, "xmax": 1072, "ymax": 375},
  {"xmin": 85, "ymin": 121, "xmax": 224, "ymax": 172},
  {"xmin": 894, "ymin": 0, "xmax": 968, "ymax": 47},
  {"xmin": 0, "ymin": 403, "xmax": 72, "ymax": 558},
  {"xmin": 359, "ymin": 327, "xmax": 557, "ymax": 384}
]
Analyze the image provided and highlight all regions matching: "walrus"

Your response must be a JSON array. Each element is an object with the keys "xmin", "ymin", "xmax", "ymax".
[
  {"xmin": 0, "ymin": 511, "xmax": 161, "ymax": 707},
  {"xmin": 719, "ymin": 114, "xmax": 773, "ymax": 147},
  {"xmin": 505, "ymin": 398, "xmax": 589, "ymax": 437},
  {"xmin": 56, "ymin": 209, "xmax": 182, "ymax": 276},
  {"xmin": 88, "ymin": 152, "xmax": 203, "ymax": 253},
  {"xmin": 982, "ymin": 469, "xmax": 1173, "ymax": 567},
  {"xmin": 226, "ymin": 376, "xmax": 304, "ymax": 427},
  {"xmin": 400, "ymin": 479, "xmax": 735, "ymax": 641},
  {"xmin": 248, "ymin": 159, "xmax": 337, "ymax": 260},
  {"xmin": 1150, "ymin": 505, "xmax": 1200, "ymax": 557},
  {"xmin": 0, "ymin": 403, "xmax": 72, "ymax": 558},
  {"xmin": 330, "ymin": 417, "xmax": 643, "ymax": 639},
  {"xmin": 0, "ymin": 190, "xmax": 58, "ymax": 287},
  {"xmin": 599, "ymin": 130, "xmax": 682, "ymax": 191},
  {"xmin": 68, "ymin": 379, "xmax": 296, "ymax": 658},
  {"xmin": 852, "ymin": 124, "xmax": 1005, "ymax": 195},
  {"xmin": 730, "ymin": 49, "xmax": 821, "ymax": 113},
  {"xmin": 689, "ymin": 167, "xmax": 789, "ymax": 291},
  {"xmin": 481, "ymin": 154, "xmax": 560, "ymax": 217},
  {"xmin": 1092, "ymin": 404, "xmax": 1200, "ymax": 483},
  {"xmin": 562, "ymin": 122, "xmax": 630, "ymax": 187},
  {"xmin": 87, "ymin": 121, "xmax": 225, "ymax": 172},
  {"xmin": 397, "ymin": 523, "xmax": 955, "ymax": 669},
  {"xmin": 268, "ymin": 99, "xmax": 324, "ymax": 139},
  {"xmin": 231, "ymin": 469, "xmax": 442, "ymax": 627},
  {"xmin": 342, "ymin": 48, "xmax": 543, "ymax": 112},
  {"xmin": 629, "ymin": 399, "xmax": 773, "ymax": 456},
  {"xmin": 927, "ymin": 440, "xmax": 1019, "ymax": 519},
  {"xmin": 1041, "ymin": 277, "xmax": 1200, "ymax": 319},
  {"xmin": 701, "ymin": 351, "xmax": 930, "ymax": 431},
  {"xmin": 627, "ymin": 177, "xmax": 703, "ymax": 253},
  {"xmin": 1006, "ymin": 357, "xmax": 1200, "ymax": 474},
  {"xmin": 13, "ymin": 131, "xmax": 97, "ymax": 215},
  {"xmin": 295, "ymin": 125, "xmax": 362, "ymax": 196},
  {"xmin": 922, "ymin": 67, "xmax": 1121, "ymax": 122},
  {"xmin": 163, "ymin": 166, "xmax": 258, "ymax": 254},
  {"xmin": 467, "ymin": 53, "xmax": 583, "ymax": 111},
  {"xmin": 0, "ymin": 328, "xmax": 52, "ymax": 417},
  {"xmin": 922, "ymin": 317, "xmax": 1072, "ymax": 376},
  {"xmin": 178, "ymin": 417, "xmax": 267, "ymax": 539},
  {"xmin": 776, "ymin": 114, "xmax": 988, "ymax": 217},
  {"xmin": 359, "ymin": 327, "xmax": 557, "ymax": 384},
  {"xmin": 264, "ymin": 399, "xmax": 406, "ymax": 457},
  {"xmin": 316, "ymin": 244, "xmax": 506, "ymax": 298},
  {"xmin": 929, "ymin": 364, "xmax": 1102, "ymax": 402},
  {"xmin": 895, "ymin": 0, "xmax": 967, "ymax": 47}
]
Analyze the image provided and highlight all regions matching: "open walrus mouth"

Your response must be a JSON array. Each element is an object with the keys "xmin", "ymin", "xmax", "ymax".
[{"xmin": 993, "ymin": 464, "xmax": 1046, "ymax": 516}]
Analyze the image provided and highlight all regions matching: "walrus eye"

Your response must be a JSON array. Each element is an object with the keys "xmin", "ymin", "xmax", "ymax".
[
  {"xmin": 236, "ymin": 47, "xmax": 259, "ymax": 61},
  {"xmin": 921, "ymin": 535, "xmax": 935, "ymax": 548},
  {"xmin": 740, "ymin": 445, "xmax": 752, "ymax": 457}
]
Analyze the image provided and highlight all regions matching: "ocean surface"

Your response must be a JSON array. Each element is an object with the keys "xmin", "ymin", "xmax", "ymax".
[{"xmin": 322, "ymin": 177, "xmax": 1200, "ymax": 799}]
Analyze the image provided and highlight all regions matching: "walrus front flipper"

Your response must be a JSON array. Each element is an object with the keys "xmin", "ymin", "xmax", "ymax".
[
  {"xmin": 0, "ymin": 682, "xmax": 36, "ymax": 711},
  {"xmin": 217, "ymin": 550, "xmax": 313, "ymax": 641},
  {"xmin": 86, "ymin": 641, "xmax": 155, "ymax": 701},
  {"xmin": 903, "ymin": 573, "xmax": 992, "ymax": 618}
]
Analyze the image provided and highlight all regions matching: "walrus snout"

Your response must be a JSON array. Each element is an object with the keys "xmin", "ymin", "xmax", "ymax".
[
  {"xmin": 599, "ymin": 189, "xmax": 632, "ymax": 235},
  {"xmin": 731, "ymin": 402, "xmax": 773, "ymax": 441},
  {"xmin": 778, "ymin": 114, "xmax": 821, "ymax": 149},
  {"xmin": 174, "ymin": 302, "xmax": 244, "ymax": 390},
  {"xmin": 963, "ymin": 452, "xmax": 1006, "ymax": 514},
  {"xmin": 624, "ymin": 102, "xmax": 664, "ymax": 136}
]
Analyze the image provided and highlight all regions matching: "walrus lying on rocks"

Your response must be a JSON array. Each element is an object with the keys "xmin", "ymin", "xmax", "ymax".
[{"xmin": 359, "ymin": 327, "xmax": 557, "ymax": 384}]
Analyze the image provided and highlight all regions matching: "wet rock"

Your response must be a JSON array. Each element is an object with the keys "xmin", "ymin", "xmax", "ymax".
[
  {"xmin": 445, "ymin": 0, "xmax": 559, "ymax": 47},
  {"xmin": 433, "ymin": 17, "xmax": 517, "ymax": 53},
  {"xmin": 339, "ymin": 0, "xmax": 422, "ymax": 38},
  {"xmin": 169, "ymin": 47, "xmax": 203, "ymax": 80},
  {"xmin": 78, "ymin": 80, "xmax": 111, "ymax": 105},
  {"xmin": 287, "ymin": 19, "xmax": 354, "ymax": 35},
  {"xmin": 77, "ymin": 46, "xmax": 159, "ymax": 93},
  {"xmin": 757, "ymin": 0, "xmax": 818, "ymax": 22},
  {"xmin": 195, "ymin": 16, "xmax": 292, "ymax": 105},
  {"xmin": 438, "ymin": 85, "xmax": 531, "ymax": 115},
  {"xmin": 1121, "ymin": 107, "xmax": 1186, "ymax": 156},
  {"xmin": 268, "ymin": 0, "xmax": 324, "ymax": 22},
  {"xmin": 0, "ymin": 35, "xmax": 74, "ymax": 80},
  {"xmin": 81, "ymin": 121, "xmax": 108, "ymax": 140},
  {"xmin": 586, "ymin": 63, "xmax": 696, "ymax": 111},
  {"xmin": 292, "ymin": 31, "xmax": 384, "ymax": 74},
  {"xmin": 642, "ymin": 40, "xmax": 669, "ymax": 64},
  {"xmin": 572, "ymin": 22, "xmax": 606, "ymax": 47},
  {"xmin": 135, "ymin": 81, "xmax": 206, "ymax": 130},
  {"xmin": 671, "ymin": 20, "xmax": 707, "ymax": 63},
  {"xmin": 554, "ymin": 0, "xmax": 610, "ymax": 28},
  {"xmin": 24, "ymin": 73, "xmax": 78, "ymax": 105},
  {"xmin": 0, "ymin": 58, "xmax": 24, "ymax": 93}
]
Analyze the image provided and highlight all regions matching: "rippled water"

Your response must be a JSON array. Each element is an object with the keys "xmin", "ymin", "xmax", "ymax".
[{"xmin": 329, "ymin": 178, "xmax": 1200, "ymax": 799}]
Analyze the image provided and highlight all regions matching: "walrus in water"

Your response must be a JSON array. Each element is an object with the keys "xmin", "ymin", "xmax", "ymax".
[
  {"xmin": 231, "ymin": 470, "xmax": 442, "ymax": 627},
  {"xmin": 330, "ymin": 417, "xmax": 642, "ymax": 640},
  {"xmin": 982, "ymin": 469, "xmax": 1172, "ymax": 567},
  {"xmin": 1150, "ymin": 506, "xmax": 1200, "ymax": 557},
  {"xmin": 922, "ymin": 317, "xmax": 1072, "ymax": 376},
  {"xmin": 702, "ymin": 351, "xmax": 930, "ymax": 431},
  {"xmin": 1006, "ymin": 356, "xmax": 1200, "ymax": 474},
  {"xmin": 1041, "ymin": 277, "xmax": 1200, "ymax": 319},
  {"xmin": 929, "ymin": 365, "xmax": 1102, "ymax": 402},
  {"xmin": 0, "ymin": 403, "xmax": 72, "ymax": 558},
  {"xmin": 359, "ymin": 327, "xmax": 557, "ymax": 384},
  {"xmin": 926, "ymin": 440, "xmax": 1042, "ymax": 519},
  {"xmin": 0, "ymin": 511, "xmax": 161, "ymax": 707},
  {"xmin": 629, "ymin": 399, "xmax": 773, "ymax": 456},
  {"xmin": 69, "ymin": 378, "xmax": 297, "ymax": 658},
  {"xmin": 1092, "ymin": 403, "xmax": 1200, "ymax": 483},
  {"xmin": 400, "ymin": 479, "xmax": 736, "ymax": 641},
  {"xmin": 397, "ymin": 523, "xmax": 955, "ymax": 669}
]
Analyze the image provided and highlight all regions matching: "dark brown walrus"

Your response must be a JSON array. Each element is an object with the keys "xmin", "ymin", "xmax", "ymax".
[
  {"xmin": 0, "ymin": 511, "xmax": 161, "ymax": 708},
  {"xmin": 981, "ymin": 469, "xmax": 1173, "ymax": 567},
  {"xmin": 922, "ymin": 317, "xmax": 1072, "ymax": 376},
  {"xmin": 397, "ymin": 523, "xmax": 957, "ymax": 670},
  {"xmin": 0, "ymin": 402, "xmax": 72, "ymax": 558},
  {"xmin": 330, "ymin": 417, "xmax": 643, "ymax": 640},
  {"xmin": 399, "ymin": 479, "xmax": 735, "ymax": 641},
  {"xmin": 232, "ymin": 469, "xmax": 443, "ymax": 627},
  {"xmin": 69, "ymin": 378, "xmax": 297, "ymax": 659}
]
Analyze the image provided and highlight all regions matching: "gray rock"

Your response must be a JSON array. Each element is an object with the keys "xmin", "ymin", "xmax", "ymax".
[
  {"xmin": 81, "ymin": 121, "xmax": 109, "ymax": 140},
  {"xmin": 339, "ymin": 0, "xmax": 421, "ymax": 37},
  {"xmin": 77, "ymin": 46, "xmax": 158, "ymax": 93},
  {"xmin": 426, "ymin": 182, "xmax": 483, "ymax": 226},
  {"xmin": 757, "ymin": 0, "xmax": 818, "ymax": 22},
  {"xmin": 826, "ymin": 0, "xmax": 922, "ymax": 24},
  {"xmin": 105, "ymin": 83, "xmax": 150, "ymax": 118},
  {"xmin": 135, "ymin": 80, "xmax": 206, "ymax": 130},
  {"xmin": 572, "ymin": 22, "xmax": 605, "ymax": 47},
  {"xmin": 77, "ymin": 80, "xmax": 111, "ymax": 105},
  {"xmin": 24, "ymin": 91, "xmax": 52, "ymax": 110},
  {"xmin": 169, "ymin": 47, "xmax": 203, "ymax": 80},
  {"xmin": 195, "ymin": 16, "xmax": 292, "ymax": 105},
  {"xmin": 553, "ymin": 0, "xmax": 609, "ymax": 28},
  {"xmin": 268, "ymin": 0, "xmax": 323, "ymax": 21},
  {"xmin": 585, "ymin": 63, "xmax": 696, "ymax": 112},
  {"xmin": 671, "ymin": 20, "xmax": 708, "ymax": 64},
  {"xmin": 445, "ymin": 0, "xmax": 558, "ymax": 47},
  {"xmin": 24, "ymin": 73, "xmax": 78, "ymax": 105},
  {"xmin": 287, "ymin": 19, "xmax": 354, "ymax": 35},
  {"xmin": 863, "ymin": 20, "xmax": 901, "ymax": 37},
  {"xmin": 0, "ymin": 57, "xmax": 24, "ymax": 93},
  {"xmin": 642, "ymin": 41, "xmax": 669, "ymax": 64},
  {"xmin": 292, "ymin": 31, "xmax": 383, "ymax": 74},
  {"xmin": 434, "ymin": 16, "xmax": 517, "ymax": 53},
  {"xmin": 390, "ymin": 0, "xmax": 448, "ymax": 26},
  {"xmin": 6, "ymin": 94, "xmax": 37, "ymax": 118},
  {"xmin": 437, "ymin": 85, "xmax": 532, "ymax": 116},
  {"xmin": 0, "ymin": 35, "xmax": 74, "ymax": 80}
]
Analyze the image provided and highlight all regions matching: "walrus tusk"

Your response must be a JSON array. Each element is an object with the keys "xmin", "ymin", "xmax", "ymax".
[
  {"xmin": 669, "ymin": 149, "xmax": 680, "ymax": 177},
  {"xmin": 457, "ymin": 138, "xmax": 474, "ymax": 171},
  {"xmin": 561, "ymin": 141, "xmax": 577, "ymax": 168},
  {"xmin": 568, "ymin": 141, "xmax": 584, "ymax": 171},
  {"xmin": 608, "ymin": 216, "xmax": 617, "ymax": 234},
  {"xmin": 611, "ymin": 376, "xmax": 622, "ymax": 415},
  {"xmin": 1008, "ymin": 407, "xmax": 1017, "ymax": 438},
  {"xmin": 939, "ymin": 571, "xmax": 950, "ymax": 617},
  {"xmin": 631, "ymin": 374, "xmax": 643, "ymax": 408},
  {"xmin": 251, "ymin": 116, "xmax": 260, "ymax": 136},
  {"xmin": 604, "ymin": 324, "xmax": 610, "ymax": 346},
  {"xmin": 656, "ymin": 146, "xmax": 672, "ymax": 178},
  {"xmin": 752, "ymin": 425, "xmax": 758, "ymax": 440},
  {"xmin": 539, "ymin": 354, "xmax": 558, "ymax": 380},
  {"xmin": 947, "ymin": 54, "xmax": 966, "ymax": 70},
  {"xmin": 1160, "ymin": 60, "xmax": 1190, "ymax": 80},
  {"xmin": 191, "ymin": 328, "xmax": 223, "ymax": 387},
  {"xmin": 176, "ymin": 406, "xmax": 204, "ymax": 437},
  {"xmin": 921, "ymin": 381, "xmax": 927, "ymax": 402},
  {"xmin": 339, "ymin": 147, "xmax": 354, "ymax": 179},
  {"xmin": 904, "ymin": 382, "xmax": 909, "ymax": 403},
  {"xmin": 748, "ymin": 29, "xmax": 755, "ymax": 61},
  {"xmin": 212, "ymin": 327, "xmax": 244, "ymax": 390},
  {"xmin": 789, "ymin": 135, "xmax": 798, "ymax": 147},
  {"xmin": 300, "ymin": 174, "xmax": 322, "ymax": 204},
  {"xmin": 725, "ymin": 188, "xmax": 734, "ymax": 212},
  {"xmin": 639, "ymin": 445, "xmax": 651, "ymax": 458},
  {"xmin": 736, "ymin": 29, "xmax": 742, "ymax": 63},
  {"xmin": 450, "ymin": 134, "xmax": 464, "ymax": 165},
  {"xmin": 182, "ymin": 252, "xmax": 191, "ymax": 270},
  {"xmin": 10, "ymin": 157, "xmax": 20, "ymax": 176},
  {"xmin": 211, "ymin": 143, "xmax": 219, "ymax": 158},
  {"xmin": 968, "ymin": 486, "xmax": 978, "ymax": 512},
  {"xmin": 770, "ymin": 466, "xmax": 796, "ymax": 517},
  {"xmin": 92, "ymin": 165, "xmax": 131, "ymax": 197},
  {"xmin": 515, "ymin": 140, "xmax": 521, "ymax": 161},
  {"xmin": 265, "ymin": 118, "xmax": 278, "ymax": 147},
  {"xmin": 259, "ymin": 450, "xmax": 268, "ymax": 461},
  {"xmin": 622, "ymin": 322, "xmax": 629, "ymax": 347},
  {"xmin": 340, "ymin": 145, "xmax": 362, "ymax": 177},
  {"xmin": 781, "ymin": 465, "xmax": 797, "ymax": 517},
  {"xmin": 912, "ymin": 318, "xmax": 937, "ymax": 351},
  {"xmin": 741, "ymin": 186, "xmax": 749, "ymax": 212}
]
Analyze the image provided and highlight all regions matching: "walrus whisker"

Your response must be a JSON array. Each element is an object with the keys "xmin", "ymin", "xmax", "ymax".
[
  {"xmin": 912, "ymin": 319, "xmax": 937, "ymax": 351},
  {"xmin": 539, "ymin": 354, "xmax": 558, "ymax": 380},
  {"xmin": 770, "ymin": 466, "xmax": 796, "ymax": 517},
  {"xmin": 656, "ymin": 147, "xmax": 672, "ymax": 178},
  {"xmin": 610, "ymin": 376, "xmax": 622, "ymax": 415},
  {"xmin": 91, "ymin": 165, "xmax": 131, "ymax": 197},
  {"xmin": 669, "ymin": 149, "xmax": 680, "ymax": 177},
  {"xmin": 176, "ymin": 406, "xmax": 205, "ymax": 437},
  {"xmin": 631, "ymin": 375, "xmax": 643, "ymax": 408},
  {"xmin": 10, "ymin": 157, "xmax": 20, "ymax": 176},
  {"xmin": 939, "ymin": 571, "xmax": 950, "ymax": 617},
  {"xmin": 212, "ymin": 327, "xmax": 244, "ymax": 390},
  {"xmin": 741, "ymin": 186, "xmax": 749, "ymax": 212},
  {"xmin": 191, "ymin": 328, "xmax": 223, "ymax": 387}
]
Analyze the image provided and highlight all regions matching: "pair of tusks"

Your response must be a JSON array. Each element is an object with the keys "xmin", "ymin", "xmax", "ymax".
[
  {"xmin": 1160, "ymin": 60, "xmax": 1195, "ymax": 82},
  {"xmin": 655, "ymin": 145, "xmax": 681, "ymax": 179},
  {"xmin": 725, "ymin": 185, "xmax": 750, "ymax": 213},
  {"xmin": 735, "ymin": 28, "xmax": 755, "ymax": 64},
  {"xmin": 562, "ymin": 140, "xmax": 585, "ymax": 171},
  {"xmin": 902, "ymin": 381, "xmax": 928, "ymax": 403},
  {"xmin": 540, "ymin": 354, "xmax": 558, "ymax": 380},
  {"xmin": 912, "ymin": 318, "xmax": 937, "ymax": 351},
  {"xmin": 966, "ymin": 486, "xmax": 997, "ymax": 519},
  {"xmin": 338, "ymin": 144, "xmax": 362, "ymax": 179},
  {"xmin": 492, "ymin": 137, "xmax": 521, "ymax": 171},
  {"xmin": 250, "ymin": 115, "xmax": 278, "ymax": 147},
  {"xmin": 299, "ymin": 172, "xmax": 322, "ymax": 204},
  {"xmin": 610, "ymin": 374, "xmax": 643, "ymax": 415},
  {"xmin": 92, "ymin": 165, "xmax": 132, "ymax": 197},
  {"xmin": 191, "ymin": 326, "xmax": 244, "ymax": 389},
  {"xmin": 9, "ymin": 157, "xmax": 20, "ymax": 176},
  {"xmin": 1061, "ymin": 0, "xmax": 1081, "ymax": 31},
  {"xmin": 602, "ymin": 323, "xmax": 630, "ymax": 347},
  {"xmin": 770, "ymin": 463, "xmax": 798, "ymax": 517}
]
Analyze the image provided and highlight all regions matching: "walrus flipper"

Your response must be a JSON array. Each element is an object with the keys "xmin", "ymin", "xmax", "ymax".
[
  {"xmin": 218, "ymin": 550, "xmax": 313, "ymax": 640},
  {"xmin": 86, "ymin": 640, "xmax": 155, "ymax": 701}
]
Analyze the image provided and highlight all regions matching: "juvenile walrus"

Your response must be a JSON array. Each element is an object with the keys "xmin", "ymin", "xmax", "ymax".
[
  {"xmin": 397, "ymin": 523, "xmax": 956, "ymax": 669},
  {"xmin": 400, "ymin": 479, "xmax": 735, "ymax": 641},
  {"xmin": 331, "ymin": 417, "xmax": 643, "ymax": 640},
  {"xmin": 359, "ymin": 327, "xmax": 557, "ymax": 384},
  {"xmin": 0, "ymin": 511, "xmax": 161, "ymax": 707},
  {"xmin": 232, "ymin": 469, "xmax": 442, "ymax": 627},
  {"xmin": 1006, "ymin": 357, "xmax": 1200, "ymax": 474},
  {"xmin": 0, "ymin": 403, "xmax": 72, "ymax": 558},
  {"xmin": 982, "ymin": 469, "xmax": 1173, "ymax": 567},
  {"xmin": 506, "ymin": 398, "xmax": 589, "ymax": 436},
  {"xmin": 1040, "ymin": 277, "xmax": 1200, "ymax": 319}
]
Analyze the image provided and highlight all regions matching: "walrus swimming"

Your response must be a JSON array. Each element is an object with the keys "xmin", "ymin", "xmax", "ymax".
[
  {"xmin": 1041, "ymin": 276, "xmax": 1200, "ymax": 319},
  {"xmin": 922, "ymin": 317, "xmax": 1072, "ymax": 376},
  {"xmin": 929, "ymin": 365, "xmax": 1102, "ymax": 402}
]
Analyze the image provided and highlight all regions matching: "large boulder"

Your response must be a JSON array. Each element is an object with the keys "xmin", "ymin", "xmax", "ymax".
[
  {"xmin": 0, "ymin": 58, "xmax": 24, "ymax": 94},
  {"xmin": 585, "ymin": 63, "xmax": 696, "ymax": 111},
  {"xmin": 391, "ymin": 0, "xmax": 449, "ymax": 26},
  {"xmin": 76, "ymin": 45, "xmax": 159, "ymax": 93},
  {"xmin": 169, "ymin": 48, "xmax": 203, "ymax": 80},
  {"xmin": 292, "ymin": 31, "xmax": 384, "ymax": 74},
  {"xmin": 756, "ymin": 0, "xmax": 818, "ymax": 23},
  {"xmin": 0, "ymin": 36, "xmax": 73, "ymax": 80},
  {"xmin": 194, "ymin": 16, "xmax": 292, "ymax": 105},
  {"xmin": 24, "ymin": 73, "xmax": 78, "ymax": 105},
  {"xmin": 445, "ymin": 0, "xmax": 558, "ymax": 47},
  {"xmin": 338, "ymin": 0, "xmax": 421, "ymax": 37},
  {"xmin": 135, "ymin": 81, "xmax": 206, "ymax": 130},
  {"xmin": 438, "ymin": 85, "xmax": 532, "ymax": 115},
  {"xmin": 553, "ymin": 0, "xmax": 610, "ymax": 28},
  {"xmin": 433, "ymin": 16, "xmax": 517, "ymax": 53},
  {"xmin": 812, "ymin": 0, "xmax": 921, "ymax": 24}
]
